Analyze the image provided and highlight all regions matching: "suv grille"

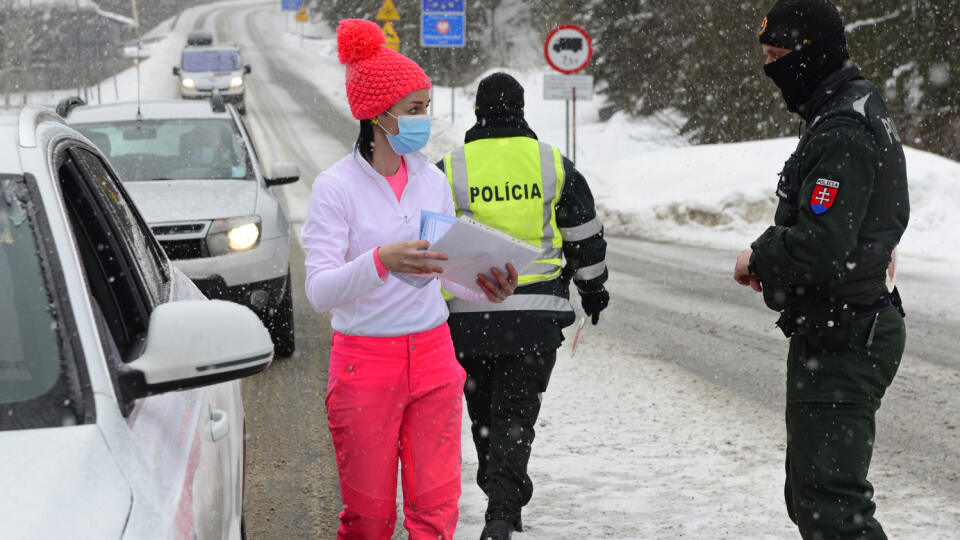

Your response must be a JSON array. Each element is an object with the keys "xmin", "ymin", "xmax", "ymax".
[
  {"xmin": 151, "ymin": 221, "xmax": 210, "ymax": 260},
  {"xmin": 159, "ymin": 238, "xmax": 206, "ymax": 260},
  {"xmin": 152, "ymin": 223, "xmax": 205, "ymax": 236}
]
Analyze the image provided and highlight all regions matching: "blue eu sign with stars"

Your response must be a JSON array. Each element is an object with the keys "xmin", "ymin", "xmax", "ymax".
[
  {"xmin": 421, "ymin": 13, "xmax": 465, "ymax": 47},
  {"xmin": 421, "ymin": 0, "xmax": 465, "ymax": 47},
  {"xmin": 423, "ymin": 0, "xmax": 464, "ymax": 11}
]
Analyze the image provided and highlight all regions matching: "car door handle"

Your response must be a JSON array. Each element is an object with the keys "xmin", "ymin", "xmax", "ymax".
[{"xmin": 209, "ymin": 408, "xmax": 230, "ymax": 442}]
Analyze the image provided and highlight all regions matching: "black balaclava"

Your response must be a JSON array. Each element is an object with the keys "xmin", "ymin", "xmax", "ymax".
[
  {"xmin": 475, "ymin": 72, "xmax": 525, "ymax": 120},
  {"xmin": 759, "ymin": 0, "xmax": 849, "ymax": 113}
]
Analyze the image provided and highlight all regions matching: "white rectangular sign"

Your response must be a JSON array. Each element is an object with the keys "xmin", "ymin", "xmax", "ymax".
[{"xmin": 543, "ymin": 74, "xmax": 594, "ymax": 101}]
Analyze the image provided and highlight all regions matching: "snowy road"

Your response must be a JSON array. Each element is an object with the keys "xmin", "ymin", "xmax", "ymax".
[{"xmin": 159, "ymin": 2, "xmax": 960, "ymax": 537}]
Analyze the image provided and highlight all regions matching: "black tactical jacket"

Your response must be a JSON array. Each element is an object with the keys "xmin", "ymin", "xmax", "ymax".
[{"xmin": 750, "ymin": 65, "xmax": 910, "ymax": 309}]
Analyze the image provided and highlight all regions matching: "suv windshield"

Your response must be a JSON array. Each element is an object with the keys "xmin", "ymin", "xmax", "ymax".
[
  {"xmin": 182, "ymin": 50, "xmax": 241, "ymax": 72},
  {"xmin": 0, "ymin": 175, "xmax": 87, "ymax": 431},
  {"xmin": 74, "ymin": 119, "xmax": 254, "ymax": 182}
]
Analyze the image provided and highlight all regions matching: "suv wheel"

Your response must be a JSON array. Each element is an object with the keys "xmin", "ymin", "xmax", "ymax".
[{"xmin": 267, "ymin": 270, "xmax": 295, "ymax": 357}]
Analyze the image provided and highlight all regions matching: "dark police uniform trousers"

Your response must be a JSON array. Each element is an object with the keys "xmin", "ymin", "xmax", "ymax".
[{"xmin": 784, "ymin": 307, "xmax": 904, "ymax": 539}]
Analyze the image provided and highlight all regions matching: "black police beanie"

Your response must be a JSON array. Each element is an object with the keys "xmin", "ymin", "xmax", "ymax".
[
  {"xmin": 759, "ymin": 0, "xmax": 845, "ymax": 51},
  {"xmin": 475, "ymin": 72, "xmax": 524, "ymax": 119}
]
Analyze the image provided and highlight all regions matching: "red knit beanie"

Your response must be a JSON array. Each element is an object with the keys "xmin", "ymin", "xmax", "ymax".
[{"xmin": 337, "ymin": 19, "xmax": 432, "ymax": 120}]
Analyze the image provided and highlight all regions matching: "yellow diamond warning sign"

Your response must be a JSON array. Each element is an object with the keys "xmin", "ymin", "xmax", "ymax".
[
  {"xmin": 382, "ymin": 21, "xmax": 401, "ymax": 51},
  {"xmin": 375, "ymin": 0, "xmax": 401, "ymax": 22},
  {"xmin": 295, "ymin": 7, "xmax": 309, "ymax": 23}
]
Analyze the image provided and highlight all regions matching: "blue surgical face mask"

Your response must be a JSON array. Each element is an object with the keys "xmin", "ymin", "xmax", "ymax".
[{"xmin": 379, "ymin": 111, "xmax": 431, "ymax": 155}]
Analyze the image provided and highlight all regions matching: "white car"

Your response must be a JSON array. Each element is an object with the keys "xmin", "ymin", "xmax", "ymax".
[
  {"xmin": 63, "ymin": 98, "xmax": 300, "ymax": 357},
  {"xmin": 0, "ymin": 106, "xmax": 272, "ymax": 538},
  {"xmin": 173, "ymin": 42, "xmax": 250, "ymax": 114}
]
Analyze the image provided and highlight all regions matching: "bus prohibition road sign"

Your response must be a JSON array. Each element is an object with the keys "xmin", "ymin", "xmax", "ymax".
[{"xmin": 544, "ymin": 25, "xmax": 592, "ymax": 74}]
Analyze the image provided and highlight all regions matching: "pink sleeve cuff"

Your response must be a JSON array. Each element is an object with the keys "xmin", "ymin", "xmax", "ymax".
[{"xmin": 373, "ymin": 246, "xmax": 389, "ymax": 280}]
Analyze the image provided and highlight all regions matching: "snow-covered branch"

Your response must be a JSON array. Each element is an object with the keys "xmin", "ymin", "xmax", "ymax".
[{"xmin": 845, "ymin": 8, "xmax": 904, "ymax": 33}]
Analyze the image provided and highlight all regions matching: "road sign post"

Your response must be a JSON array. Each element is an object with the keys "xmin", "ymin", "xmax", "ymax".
[
  {"xmin": 282, "ymin": 0, "xmax": 302, "ymax": 33},
  {"xmin": 544, "ymin": 25, "xmax": 592, "ymax": 164},
  {"xmin": 295, "ymin": 7, "xmax": 308, "ymax": 46},
  {"xmin": 421, "ymin": 0, "xmax": 466, "ymax": 123}
]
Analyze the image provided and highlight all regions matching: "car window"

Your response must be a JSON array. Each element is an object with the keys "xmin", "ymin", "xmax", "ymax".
[
  {"xmin": 0, "ymin": 174, "xmax": 92, "ymax": 431},
  {"xmin": 182, "ymin": 49, "xmax": 241, "ymax": 72},
  {"xmin": 70, "ymin": 148, "xmax": 168, "ymax": 305},
  {"xmin": 58, "ymin": 150, "xmax": 153, "ymax": 362},
  {"xmin": 75, "ymin": 119, "xmax": 253, "ymax": 182}
]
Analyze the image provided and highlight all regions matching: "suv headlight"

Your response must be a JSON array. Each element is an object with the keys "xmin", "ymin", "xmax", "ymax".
[
  {"xmin": 207, "ymin": 216, "xmax": 261, "ymax": 256},
  {"xmin": 230, "ymin": 77, "xmax": 244, "ymax": 88},
  {"xmin": 182, "ymin": 78, "xmax": 196, "ymax": 89}
]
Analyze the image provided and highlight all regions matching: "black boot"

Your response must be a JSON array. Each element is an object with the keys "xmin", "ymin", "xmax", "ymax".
[{"xmin": 479, "ymin": 519, "xmax": 514, "ymax": 540}]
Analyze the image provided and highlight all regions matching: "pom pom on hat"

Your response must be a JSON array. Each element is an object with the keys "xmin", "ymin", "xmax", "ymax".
[
  {"xmin": 337, "ymin": 19, "xmax": 385, "ymax": 64},
  {"xmin": 336, "ymin": 19, "xmax": 432, "ymax": 120}
]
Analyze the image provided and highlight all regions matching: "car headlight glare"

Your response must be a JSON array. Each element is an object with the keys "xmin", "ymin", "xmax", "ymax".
[
  {"xmin": 207, "ymin": 216, "xmax": 261, "ymax": 256},
  {"xmin": 230, "ymin": 77, "xmax": 244, "ymax": 88},
  {"xmin": 227, "ymin": 223, "xmax": 259, "ymax": 251},
  {"xmin": 182, "ymin": 78, "xmax": 196, "ymax": 89}
]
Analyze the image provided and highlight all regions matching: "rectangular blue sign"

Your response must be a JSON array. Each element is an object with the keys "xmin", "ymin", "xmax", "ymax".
[
  {"xmin": 421, "ymin": 13, "xmax": 465, "ymax": 47},
  {"xmin": 281, "ymin": 0, "xmax": 302, "ymax": 11},
  {"xmin": 422, "ymin": 0, "xmax": 465, "ymax": 12}
]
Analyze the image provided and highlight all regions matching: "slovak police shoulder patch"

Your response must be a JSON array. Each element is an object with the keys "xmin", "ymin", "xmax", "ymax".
[{"xmin": 810, "ymin": 178, "xmax": 840, "ymax": 215}]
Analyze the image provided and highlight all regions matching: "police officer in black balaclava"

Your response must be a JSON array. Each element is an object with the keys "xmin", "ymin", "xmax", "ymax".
[{"xmin": 734, "ymin": 1, "xmax": 910, "ymax": 538}]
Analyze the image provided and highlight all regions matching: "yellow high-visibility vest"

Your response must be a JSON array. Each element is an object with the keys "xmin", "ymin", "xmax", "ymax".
[{"xmin": 443, "ymin": 137, "xmax": 565, "ymax": 286}]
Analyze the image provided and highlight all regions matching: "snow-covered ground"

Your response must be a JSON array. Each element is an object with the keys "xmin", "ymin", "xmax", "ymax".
[{"xmin": 24, "ymin": 2, "xmax": 960, "ymax": 536}]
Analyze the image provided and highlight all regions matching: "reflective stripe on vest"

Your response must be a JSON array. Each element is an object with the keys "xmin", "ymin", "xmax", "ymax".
[
  {"xmin": 444, "ymin": 137, "xmax": 565, "ymax": 286},
  {"xmin": 447, "ymin": 294, "xmax": 574, "ymax": 314}
]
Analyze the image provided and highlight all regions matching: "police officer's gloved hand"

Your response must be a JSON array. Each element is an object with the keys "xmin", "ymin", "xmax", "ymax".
[{"xmin": 579, "ymin": 288, "xmax": 609, "ymax": 325}]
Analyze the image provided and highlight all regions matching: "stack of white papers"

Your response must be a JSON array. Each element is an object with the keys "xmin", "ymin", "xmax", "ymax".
[{"xmin": 394, "ymin": 210, "xmax": 542, "ymax": 295}]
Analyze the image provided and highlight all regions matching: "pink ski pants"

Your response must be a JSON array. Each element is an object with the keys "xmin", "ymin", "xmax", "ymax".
[{"xmin": 326, "ymin": 322, "xmax": 465, "ymax": 540}]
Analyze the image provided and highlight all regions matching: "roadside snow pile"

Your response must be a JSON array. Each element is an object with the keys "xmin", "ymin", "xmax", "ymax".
[{"xmin": 584, "ymin": 138, "xmax": 960, "ymax": 266}]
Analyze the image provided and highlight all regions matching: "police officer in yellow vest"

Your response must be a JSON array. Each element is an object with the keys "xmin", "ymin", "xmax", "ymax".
[{"xmin": 438, "ymin": 72, "xmax": 609, "ymax": 540}]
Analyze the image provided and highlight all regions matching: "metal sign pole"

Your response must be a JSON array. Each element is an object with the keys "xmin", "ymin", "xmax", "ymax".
[
  {"xmin": 572, "ymin": 87, "xmax": 577, "ymax": 165},
  {"xmin": 450, "ymin": 50, "xmax": 455, "ymax": 124},
  {"xmin": 565, "ymin": 100, "xmax": 570, "ymax": 158}
]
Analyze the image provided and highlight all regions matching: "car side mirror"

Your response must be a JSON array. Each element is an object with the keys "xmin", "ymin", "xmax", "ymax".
[
  {"xmin": 265, "ymin": 162, "xmax": 300, "ymax": 187},
  {"xmin": 244, "ymin": 64, "xmax": 252, "ymax": 74},
  {"xmin": 119, "ymin": 300, "xmax": 273, "ymax": 401},
  {"xmin": 173, "ymin": 66, "xmax": 180, "ymax": 76}
]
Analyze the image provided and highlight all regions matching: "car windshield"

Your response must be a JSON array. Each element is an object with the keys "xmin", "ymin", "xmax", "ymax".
[
  {"xmin": 74, "ymin": 119, "xmax": 254, "ymax": 182},
  {"xmin": 0, "ymin": 175, "xmax": 86, "ymax": 431},
  {"xmin": 182, "ymin": 50, "xmax": 241, "ymax": 72}
]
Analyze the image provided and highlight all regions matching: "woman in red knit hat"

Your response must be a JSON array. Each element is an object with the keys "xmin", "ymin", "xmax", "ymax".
[{"xmin": 301, "ymin": 18, "xmax": 518, "ymax": 540}]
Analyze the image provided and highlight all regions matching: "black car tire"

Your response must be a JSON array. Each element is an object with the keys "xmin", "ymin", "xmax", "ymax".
[
  {"xmin": 237, "ymin": 99, "xmax": 247, "ymax": 115},
  {"xmin": 268, "ymin": 270, "xmax": 295, "ymax": 358}
]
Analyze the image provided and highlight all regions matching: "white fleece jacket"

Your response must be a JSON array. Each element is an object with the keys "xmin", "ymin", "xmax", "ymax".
[{"xmin": 302, "ymin": 149, "xmax": 487, "ymax": 337}]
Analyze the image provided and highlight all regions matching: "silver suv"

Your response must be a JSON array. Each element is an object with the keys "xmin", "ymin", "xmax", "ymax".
[
  {"xmin": 63, "ymin": 97, "xmax": 300, "ymax": 357},
  {"xmin": 173, "ymin": 39, "xmax": 250, "ymax": 114}
]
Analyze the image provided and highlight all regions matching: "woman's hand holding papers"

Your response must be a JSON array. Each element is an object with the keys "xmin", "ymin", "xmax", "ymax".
[
  {"xmin": 478, "ymin": 264, "xmax": 519, "ymax": 303},
  {"xmin": 380, "ymin": 240, "xmax": 448, "ymax": 274}
]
